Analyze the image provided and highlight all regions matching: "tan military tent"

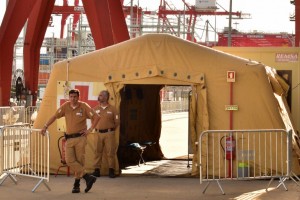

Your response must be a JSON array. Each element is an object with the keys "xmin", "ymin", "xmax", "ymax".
[{"xmin": 34, "ymin": 33, "xmax": 300, "ymax": 176}]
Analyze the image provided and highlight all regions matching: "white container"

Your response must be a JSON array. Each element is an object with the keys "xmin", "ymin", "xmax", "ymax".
[{"xmin": 195, "ymin": 0, "xmax": 217, "ymax": 11}]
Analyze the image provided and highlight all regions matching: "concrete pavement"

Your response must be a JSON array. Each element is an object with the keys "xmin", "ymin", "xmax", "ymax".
[
  {"xmin": 1, "ymin": 112, "xmax": 299, "ymax": 199},
  {"xmin": 0, "ymin": 174, "xmax": 299, "ymax": 200}
]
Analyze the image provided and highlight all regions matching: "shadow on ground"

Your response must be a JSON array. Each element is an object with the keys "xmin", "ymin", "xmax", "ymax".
[{"xmin": 121, "ymin": 156, "xmax": 194, "ymax": 177}]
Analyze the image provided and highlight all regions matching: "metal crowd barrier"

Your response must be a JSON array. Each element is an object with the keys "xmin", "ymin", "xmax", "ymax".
[
  {"xmin": 25, "ymin": 106, "xmax": 39, "ymax": 126},
  {"xmin": 0, "ymin": 125, "xmax": 50, "ymax": 192},
  {"xmin": 198, "ymin": 129, "xmax": 300, "ymax": 195},
  {"xmin": 0, "ymin": 106, "xmax": 26, "ymax": 126},
  {"xmin": 161, "ymin": 101, "xmax": 188, "ymax": 113}
]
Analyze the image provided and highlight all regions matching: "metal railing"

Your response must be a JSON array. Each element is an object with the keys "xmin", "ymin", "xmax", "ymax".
[
  {"xmin": 2, "ymin": 102, "xmax": 185, "ymax": 124},
  {"xmin": 25, "ymin": 106, "xmax": 39, "ymax": 126},
  {"xmin": 198, "ymin": 129, "xmax": 300, "ymax": 195},
  {"xmin": 0, "ymin": 106, "xmax": 26, "ymax": 126},
  {"xmin": 161, "ymin": 101, "xmax": 188, "ymax": 113},
  {"xmin": 0, "ymin": 125, "xmax": 50, "ymax": 192}
]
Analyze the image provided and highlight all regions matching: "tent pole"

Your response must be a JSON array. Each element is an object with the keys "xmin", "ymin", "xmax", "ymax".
[
  {"xmin": 228, "ymin": 82, "xmax": 233, "ymax": 178},
  {"xmin": 229, "ymin": 82, "xmax": 233, "ymax": 129}
]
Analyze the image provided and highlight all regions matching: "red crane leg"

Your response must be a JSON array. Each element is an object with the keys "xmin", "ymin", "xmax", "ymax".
[
  {"xmin": 108, "ymin": 0, "xmax": 130, "ymax": 43},
  {"xmin": 24, "ymin": 0, "xmax": 55, "ymax": 105},
  {"xmin": 60, "ymin": 0, "xmax": 70, "ymax": 39},
  {"xmin": 0, "ymin": 0, "xmax": 36, "ymax": 106},
  {"xmin": 72, "ymin": 14, "xmax": 79, "ymax": 41},
  {"xmin": 61, "ymin": 14, "xmax": 70, "ymax": 39},
  {"xmin": 82, "ymin": 0, "xmax": 114, "ymax": 49},
  {"xmin": 72, "ymin": 0, "xmax": 80, "ymax": 40}
]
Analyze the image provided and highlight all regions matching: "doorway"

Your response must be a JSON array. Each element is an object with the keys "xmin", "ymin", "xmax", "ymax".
[
  {"xmin": 118, "ymin": 84, "xmax": 193, "ymax": 176},
  {"xmin": 160, "ymin": 85, "xmax": 191, "ymax": 160}
]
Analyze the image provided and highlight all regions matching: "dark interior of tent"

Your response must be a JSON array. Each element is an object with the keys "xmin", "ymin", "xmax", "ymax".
[{"xmin": 117, "ymin": 84, "xmax": 165, "ymax": 168}]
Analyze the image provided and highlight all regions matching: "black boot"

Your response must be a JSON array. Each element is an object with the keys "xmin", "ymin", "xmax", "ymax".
[
  {"xmin": 83, "ymin": 174, "xmax": 96, "ymax": 193},
  {"xmin": 109, "ymin": 168, "xmax": 115, "ymax": 178},
  {"xmin": 72, "ymin": 179, "xmax": 80, "ymax": 193},
  {"xmin": 92, "ymin": 168, "xmax": 100, "ymax": 177}
]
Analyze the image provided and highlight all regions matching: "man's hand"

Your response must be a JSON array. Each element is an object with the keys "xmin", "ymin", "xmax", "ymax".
[
  {"xmin": 41, "ymin": 126, "xmax": 47, "ymax": 136},
  {"xmin": 81, "ymin": 128, "xmax": 92, "ymax": 136}
]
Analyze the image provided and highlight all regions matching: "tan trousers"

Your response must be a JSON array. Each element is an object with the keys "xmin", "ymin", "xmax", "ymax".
[
  {"xmin": 65, "ymin": 136, "xmax": 87, "ymax": 179},
  {"xmin": 93, "ymin": 132, "xmax": 115, "ymax": 169}
]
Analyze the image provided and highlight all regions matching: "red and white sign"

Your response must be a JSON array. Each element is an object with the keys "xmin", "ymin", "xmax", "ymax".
[
  {"xmin": 56, "ymin": 81, "xmax": 106, "ymax": 132},
  {"xmin": 275, "ymin": 53, "xmax": 298, "ymax": 62},
  {"xmin": 227, "ymin": 71, "xmax": 236, "ymax": 82}
]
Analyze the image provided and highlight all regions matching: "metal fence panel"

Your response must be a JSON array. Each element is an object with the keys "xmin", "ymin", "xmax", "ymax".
[
  {"xmin": 0, "ymin": 106, "xmax": 26, "ymax": 126},
  {"xmin": 161, "ymin": 101, "xmax": 188, "ymax": 113},
  {"xmin": 198, "ymin": 129, "xmax": 300, "ymax": 194},
  {"xmin": 0, "ymin": 125, "xmax": 50, "ymax": 192},
  {"xmin": 25, "ymin": 106, "xmax": 39, "ymax": 126}
]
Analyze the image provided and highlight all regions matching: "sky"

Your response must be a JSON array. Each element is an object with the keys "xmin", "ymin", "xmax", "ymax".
[
  {"xmin": 217, "ymin": 0, "xmax": 295, "ymax": 34},
  {"xmin": 124, "ymin": 0, "xmax": 295, "ymax": 34},
  {"xmin": 0, "ymin": 0, "xmax": 296, "ymax": 38}
]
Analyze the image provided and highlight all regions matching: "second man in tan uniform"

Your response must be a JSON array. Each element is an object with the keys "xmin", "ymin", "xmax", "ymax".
[{"xmin": 92, "ymin": 90, "xmax": 120, "ymax": 178}]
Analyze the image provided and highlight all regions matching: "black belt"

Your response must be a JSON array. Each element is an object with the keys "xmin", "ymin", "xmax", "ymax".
[
  {"xmin": 96, "ymin": 128, "xmax": 115, "ymax": 133},
  {"xmin": 64, "ymin": 133, "xmax": 82, "ymax": 139}
]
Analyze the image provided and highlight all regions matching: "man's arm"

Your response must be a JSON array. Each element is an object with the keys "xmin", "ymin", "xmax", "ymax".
[
  {"xmin": 91, "ymin": 114, "xmax": 100, "ymax": 130},
  {"xmin": 81, "ymin": 113, "xmax": 100, "ymax": 136},
  {"xmin": 41, "ymin": 115, "xmax": 57, "ymax": 135},
  {"xmin": 113, "ymin": 107, "xmax": 120, "ymax": 128}
]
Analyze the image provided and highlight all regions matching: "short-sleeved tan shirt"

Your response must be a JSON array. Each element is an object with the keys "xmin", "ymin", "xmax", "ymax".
[
  {"xmin": 55, "ymin": 101, "xmax": 96, "ymax": 134},
  {"xmin": 93, "ymin": 104, "xmax": 119, "ymax": 130}
]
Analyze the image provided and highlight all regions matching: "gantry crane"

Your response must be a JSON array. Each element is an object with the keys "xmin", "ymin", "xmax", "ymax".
[
  {"xmin": 0, "ymin": 0, "xmax": 296, "ymax": 106},
  {"xmin": 54, "ymin": 0, "xmax": 243, "ymax": 42},
  {"xmin": 0, "ymin": 0, "xmax": 129, "ymax": 106}
]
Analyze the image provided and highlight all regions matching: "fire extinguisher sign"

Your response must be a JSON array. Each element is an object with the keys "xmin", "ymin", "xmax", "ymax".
[{"xmin": 227, "ymin": 71, "xmax": 236, "ymax": 82}]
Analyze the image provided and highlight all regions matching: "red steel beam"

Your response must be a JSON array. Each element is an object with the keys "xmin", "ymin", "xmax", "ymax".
[
  {"xmin": 60, "ymin": 0, "xmax": 70, "ymax": 39},
  {"xmin": 23, "ymin": 0, "xmax": 55, "ymax": 105},
  {"xmin": 60, "ymin": 13, "xmax": 70, "ymax": 38},
  {"xmin": 52, "ymin": 5, "xmax": 83, "ymax": 14},
  {"xmin": 71, "ymin": 0, "xmax": 80, "ymax": 41},
  {"xmin": 108, "ymin": 0, "xmax": 130, "ymax": 43},
  {"xmin": 0, "ymin": 0, "xmax": 36, "ymax": 106},
  {"xmin": 82, "ymin": 0, "xmax": 114, "ymax": 49}
]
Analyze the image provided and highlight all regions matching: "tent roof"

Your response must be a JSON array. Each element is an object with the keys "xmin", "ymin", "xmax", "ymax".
[
  {"xmin": 53, "ymin": 33, "xmax": 265, "ymax": 85},
  {"xmin": 49, "ymin": 33, "xmax": 285, "ymax": 130}
]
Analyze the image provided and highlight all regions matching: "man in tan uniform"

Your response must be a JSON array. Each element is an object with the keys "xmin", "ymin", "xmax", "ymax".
[
  {"xmin": 92, "ymin": 90, "xmax": 120, "ymax": 178},
  {"xmin": 41, "ymin": 89, "xmax": 100, "ymax": 193}
]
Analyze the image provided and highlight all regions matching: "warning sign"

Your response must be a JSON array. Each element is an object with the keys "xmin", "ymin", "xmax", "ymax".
[
  {"xmin": 227, "ymin": 71, "xmax": 236, "ymax": 82},
  {"xmin": 225, "ymin": 105, "xmax": 238, "ymax": 111}
]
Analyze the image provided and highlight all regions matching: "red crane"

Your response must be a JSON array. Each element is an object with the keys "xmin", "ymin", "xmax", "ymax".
[
  {"xmin": 0, "ymin": 0, "xmax": 129, "ymax": 106},
  {"xmin": 54, "ymin": 0, "xmax": 242, "ymax": 42},
  {"xmin": 0, "ymin": 0, "xmax": 297, "ymax": 106}
]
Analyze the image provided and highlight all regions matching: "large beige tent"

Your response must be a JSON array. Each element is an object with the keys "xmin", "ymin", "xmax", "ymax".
[{"xmin": 34, "ymin": 34, "xmax": 300, "ymax": 176}]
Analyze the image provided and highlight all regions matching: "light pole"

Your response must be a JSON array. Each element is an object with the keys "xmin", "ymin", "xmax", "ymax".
[
  {"xmin": 228, "ymin": 0, "xmax": 232, "ymax": 46},
  {"xmin": 233, "ymin": 22, "xmax": 239, "ymax": 29}
]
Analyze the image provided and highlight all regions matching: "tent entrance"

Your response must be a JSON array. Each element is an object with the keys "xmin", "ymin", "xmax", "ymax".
[
  {"xmin": 160, "ymin": 86, "xmax": 191, "ymax": 160},
  {"xmin": 118, "ymin": 84, "xmax": 192, "ymax": 176}
]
